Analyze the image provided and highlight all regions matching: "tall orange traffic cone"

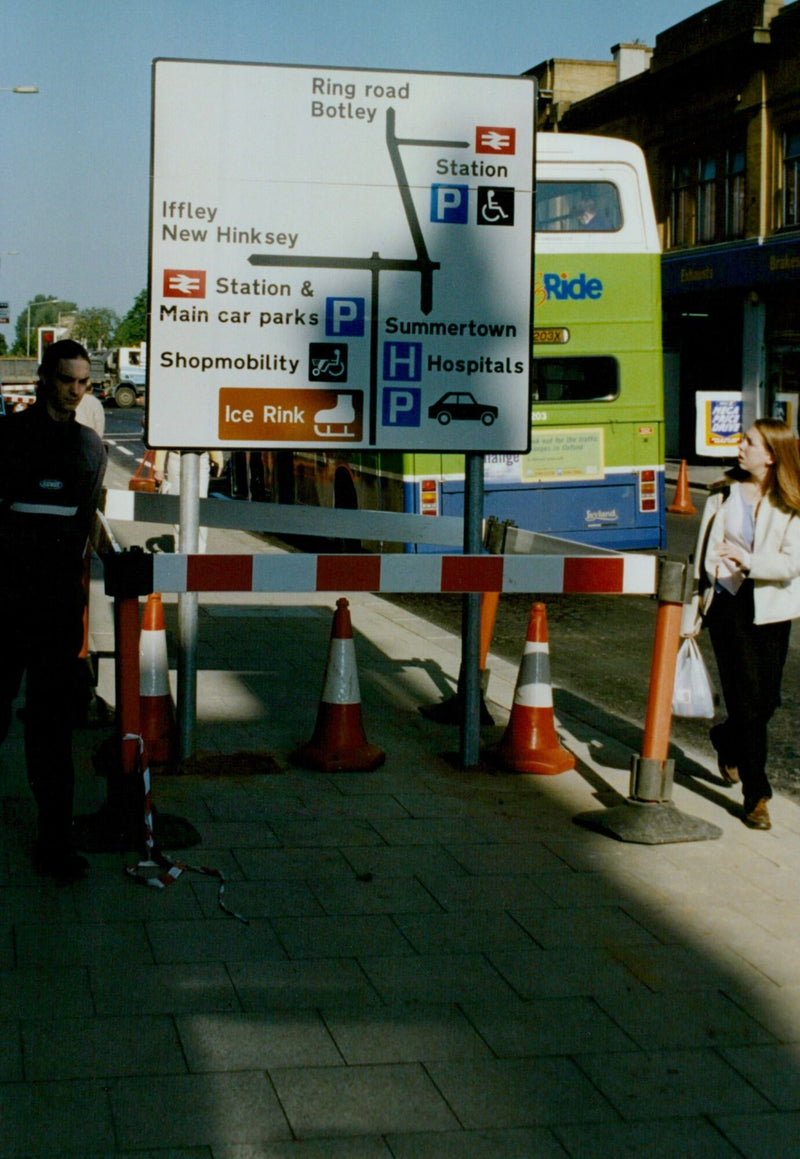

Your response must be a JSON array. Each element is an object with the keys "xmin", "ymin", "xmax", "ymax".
[
  {"xmin": 497, "ymin": 602, "xmax": 575, "ymax": 775},
  {"xmin": 292, "ymin": 598, "xmax": 385, "ymax": 772},
  {"xmin": 667, "ymin": 460, "xmax": 697, "ymax": 514},
  {"xmin": 139, "ymin": 593, "xmax": 177, "ymax": 767}
]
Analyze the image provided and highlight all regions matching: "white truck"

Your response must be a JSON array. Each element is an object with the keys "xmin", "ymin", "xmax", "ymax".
[{"xmin": 99, "ymin": 343, "xmax": 147, "ymax": 408}]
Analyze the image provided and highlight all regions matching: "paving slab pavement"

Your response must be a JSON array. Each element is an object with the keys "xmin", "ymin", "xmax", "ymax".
[{"xmin": 1, "ymin": 523, "xmax": 799, "ymax": 1156}]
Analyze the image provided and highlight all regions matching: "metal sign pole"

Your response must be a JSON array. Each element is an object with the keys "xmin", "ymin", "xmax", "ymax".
[
  {"xmin": 177, "ymin": 451, "xmax": 200, "ymax": 762},
  {"xmin": 460, "ymin": 452, "xmax": 485, "ymax": 768}
]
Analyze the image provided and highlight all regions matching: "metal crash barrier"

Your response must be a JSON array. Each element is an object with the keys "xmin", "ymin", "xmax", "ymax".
[{"xmin": 94, "ymin": 491, "xmax": 717, "ymax": 846}]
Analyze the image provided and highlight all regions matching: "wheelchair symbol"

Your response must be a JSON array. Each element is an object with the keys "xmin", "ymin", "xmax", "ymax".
[
  {"xmin": 481, "ymin": 190, "xmax": 508, "ymax": 222},
  {"xmin": 477, "ymin": 186, "xmax": 514, "ymax": 227}
]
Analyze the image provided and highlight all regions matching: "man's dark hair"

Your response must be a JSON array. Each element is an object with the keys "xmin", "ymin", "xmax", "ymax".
[{"xmin": 38, "ymin": 338, "xmax": 91, "ymax": 384}]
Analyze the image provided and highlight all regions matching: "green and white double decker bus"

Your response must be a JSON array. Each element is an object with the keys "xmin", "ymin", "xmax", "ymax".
[{"xmin": 255, "ymin": 134, "xmax": 665, "ymax": 551}]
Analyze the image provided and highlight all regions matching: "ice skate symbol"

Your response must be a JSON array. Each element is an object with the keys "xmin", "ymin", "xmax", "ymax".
[{"xmin": 314, "ymin": 394, "xmax": 356, "ymax": 438}]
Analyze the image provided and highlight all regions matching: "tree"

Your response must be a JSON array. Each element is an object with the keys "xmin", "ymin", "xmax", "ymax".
[
  {"xmin": 0, "ymin": 334, "xmax": 7, "ymax": 356},
  {"xmin": 114, "ymin": 289, "xmax": 148, "ymax": 346},
  {"xmin": 11, "ymin": 295, "xmax": 78, "ymax": 356},
  {"xmin": 71, "ymin": 307, "xmax": 120, "ymax": 351}
]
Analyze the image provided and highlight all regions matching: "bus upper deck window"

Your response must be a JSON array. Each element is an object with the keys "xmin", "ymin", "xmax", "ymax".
[
  {"xmin": 535, "ymin": 181, "xmax": 622, "ymax": 232},
  {"xmin": 533, "ymin": 357, "xmax": 619, "ymax": 402}
]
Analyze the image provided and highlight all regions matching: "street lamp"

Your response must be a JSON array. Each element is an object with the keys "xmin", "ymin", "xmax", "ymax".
[
  {"xmin": 0, "ymin": 86, "xmax": 39, "ymax": 94},
  {"xmin": 26, "ymin": 298, "xmax": 66, "ymax": 357}
]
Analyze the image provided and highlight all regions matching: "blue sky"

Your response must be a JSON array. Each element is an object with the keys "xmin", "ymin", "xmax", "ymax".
[{"xmin": 2, "ymin": 0, "xmax": 711, "ymax": 342}]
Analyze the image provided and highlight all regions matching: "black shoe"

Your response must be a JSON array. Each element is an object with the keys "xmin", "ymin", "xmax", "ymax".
[
  {"xmin": 34, "ymin": 846, "xmax": 90, "ymax": 881},
  {"xmin": 743, "ymin": 798, "xmax": 772, "ymax": 831}
]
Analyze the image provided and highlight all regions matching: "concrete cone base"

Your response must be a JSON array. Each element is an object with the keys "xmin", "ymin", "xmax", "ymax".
[{"xmin": 574, "ymin": 799, "xmax": 722, "ymax": 844}]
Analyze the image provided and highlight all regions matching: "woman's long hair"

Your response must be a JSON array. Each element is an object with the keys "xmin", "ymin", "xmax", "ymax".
[{"xmin": 755, "ymin": 418, "xmax": 800, "ymax": 514}]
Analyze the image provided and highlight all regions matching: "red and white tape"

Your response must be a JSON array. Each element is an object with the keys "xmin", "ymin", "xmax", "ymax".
[{"xmin": 123, "ymin": 734, "xmax": 248, "ymax": 924}]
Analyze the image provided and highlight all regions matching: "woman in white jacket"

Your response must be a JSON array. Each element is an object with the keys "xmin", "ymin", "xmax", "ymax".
[{"xmin": 696, "ymin": 418, "xmax": 800, "ymax": 830}]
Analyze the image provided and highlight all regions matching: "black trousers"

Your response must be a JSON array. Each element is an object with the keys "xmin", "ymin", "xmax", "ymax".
[
  {"xmin": 706, "ymin": 581, "xmax": 791, "ymax": 807},
  {"xmin": 0, "ymin": 601, "xmax": 84, "ymax": 848}
]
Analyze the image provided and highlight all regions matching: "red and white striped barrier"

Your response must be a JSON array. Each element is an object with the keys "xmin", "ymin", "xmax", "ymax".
[{"xmin": 148, "ymin": 551, "xmax": 657, "ymax": 596}]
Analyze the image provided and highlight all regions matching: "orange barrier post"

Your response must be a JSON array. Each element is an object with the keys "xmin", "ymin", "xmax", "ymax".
[
  {"xmin": 139, "ymin": 593, "xmax": 177, "ymax": 767},
  {"xmin": 574, "ymin": 557, "xmax": 722, "ymax": 843},
  {"xmin": 292, "ymin": 598, "xmax": 385, "ymax": 772},
  {"xmin": 497, "ymin": 601, "xmax": 575, "ymax": 775},
  {"xmin": 667, "ymin": 460, "xmax": 697, "ymax": 514},
  {"xmin": 104, "ymin": 592, "xmax": 148, "ymax": 848},
  {"xmin": 79, "ymin": 547, "xmax": 91, "ymax": 660},
  {"xmin": 641, "ymin": 600, "xmax": 684, "ymax": 768},
  {"xmin": 479, "ymin": 590, "xmax": 500, "ymax": 671}
]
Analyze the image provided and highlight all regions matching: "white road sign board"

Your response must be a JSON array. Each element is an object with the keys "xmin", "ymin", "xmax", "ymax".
[{"xmin": 148, "ymin": 59, "xmax": 536, "ymax": 451}]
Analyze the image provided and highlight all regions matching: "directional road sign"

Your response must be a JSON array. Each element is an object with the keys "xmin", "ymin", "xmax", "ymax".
[{"xmin": 148, "ymin": 59, "xmax": 536, "ymax": 452}]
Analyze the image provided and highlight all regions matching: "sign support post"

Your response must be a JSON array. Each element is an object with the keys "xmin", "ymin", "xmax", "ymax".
[
  {"xmin": 177, "ymin": 452, "xmax": 200, "ymax": 761},
  {"xmin": 460, "ymin": 451, "xmax": 485, "ymax": 767}
]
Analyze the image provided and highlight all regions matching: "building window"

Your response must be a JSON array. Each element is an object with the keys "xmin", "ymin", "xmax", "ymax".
[
  {"xmin": 669, "ymin": 144, "xmax": 746, "ymax": 247},
  {"xmin": 697, "ymin": 157, "xmax": 717, "ymax": 243},
  {"xmin": 784, "ymin": 127, "xmax": 800, "ymax": 228},
  {"xmin": 725, "ymin": 146, "xmax": 746, "ymax": 238},
  {"xmin": 670, "ymin": 160, "xmax": 695, "ymax": 247}
]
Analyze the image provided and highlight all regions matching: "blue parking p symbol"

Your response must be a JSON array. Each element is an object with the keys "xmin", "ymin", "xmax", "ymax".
[
  {"xmin": 382, "ymin": 388, "xmax": 421, "ymax": 427},
  {"xmin": 431, "ymin": 184, "xmax": 469, "ymax": 224},
  {"xmin": 325, "ymin": 297, "xmax": 365, "ymax": 336}
]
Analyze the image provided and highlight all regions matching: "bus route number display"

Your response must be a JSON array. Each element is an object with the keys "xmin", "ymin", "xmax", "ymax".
[{"xmin": 148, "ymin": 59, "xmax": 535, "ymax": 452}]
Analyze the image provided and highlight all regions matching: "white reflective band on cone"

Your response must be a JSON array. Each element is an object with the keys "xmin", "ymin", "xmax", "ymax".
[
  {"xmin": 139, "ymin": 631, "xmax": 171, "ymax": 697},
  {"xmin": 321, "ymin": 639, "xmax": 361, "ymax": 705},
  {"xmin": 513, "ymin": 643, "xmax": 554, "ymax": 708}
]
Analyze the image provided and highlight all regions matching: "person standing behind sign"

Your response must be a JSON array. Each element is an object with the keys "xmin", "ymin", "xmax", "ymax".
[
  {"xmin": 153, "ymin": 448, "xmax": 224, "ymax": 553},
  {"xmin": 76, "ymin": 385, "xmax": 105, "ymax": 438},
  {"xmin": 694, "ymin": 418, "xmax": 800, "ymax": 830}
]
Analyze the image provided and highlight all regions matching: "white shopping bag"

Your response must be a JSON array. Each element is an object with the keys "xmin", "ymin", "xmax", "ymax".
[{"xmin": 672, "ymin": 636, "xmax": 715, "ymax": 719}]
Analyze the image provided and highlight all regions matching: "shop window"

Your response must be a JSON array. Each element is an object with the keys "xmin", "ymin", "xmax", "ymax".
[
  {"xmin": 533, "ymin": 356, "xmax": 619, "ymax": 402},
  {"xmin": 783, "ymin": 127, "xmax": 800, "ymax": 229},
  {"xmin": 535, "ymin": 182, "xmax": 622, "ymax": 232}
]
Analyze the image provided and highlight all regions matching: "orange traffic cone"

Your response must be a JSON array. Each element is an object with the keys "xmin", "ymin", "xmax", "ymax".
[
  {"xmin": 497, "ymin": 602, "xmax": 575, "ymax": 775},
  {"xmin": 292, "ymin": 598, "xmax": 385, "ymax": 772},
  {"xmin": 667, "ymin": 460, "xmax": 697, "ymax": 514},
  {"xmin": 139, "ymin": 592, "xmax": 177, "ymax": 767}
]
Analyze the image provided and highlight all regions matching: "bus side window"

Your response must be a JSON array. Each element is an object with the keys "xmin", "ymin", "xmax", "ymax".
[
  {"xmin": 535, "ymin": 181, "xmax": 622, "ymax": 232},
  {"xmin": 533, "ymin": 357, "xmax": 619, "ymax": 402}
]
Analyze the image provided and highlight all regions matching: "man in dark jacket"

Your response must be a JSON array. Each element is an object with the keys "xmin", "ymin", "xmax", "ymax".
[{"xmin": 0, "ymin": 339, "xmax": 107, "ymax": 878}]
